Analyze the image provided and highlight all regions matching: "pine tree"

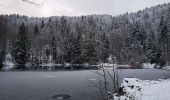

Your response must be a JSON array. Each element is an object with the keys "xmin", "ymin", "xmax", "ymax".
[
  {"xmin": 127, "ymin": 22, "xmax": 146, "ymax": 65},
  {"xmin": 167, "ymin": 7, "xmax": 170, "ymax": 65},
  {"xmin": 146, "ymin": 39, "xmax": 161, "ymax": 65},
  {"xmin": 41, "ymin": 20, "xmax": 45, "ymax": 28},
  {"xmin": 60, "ymin": 16, "xmax": 67, "ymax": 37},
  {"xmin": 146, "ymin": 31, "xmax": 157, "ymax": 63},
  {"xmin": 64, "ymin": 31, "xmax": 74, "ymax": 63},
  {"xmin": 158, "ymin": 16, "xmax": 168, "ymax": 66},
  {"xmin": 0, "ymin": 16, "xmax": 7, "ymax": 69},
  {"xmin": 51, "ymin": 35, "xmax": 57, "ymax": 63},
  {"xmin": 45, "ymin": 47, "xmax": 50, "ymax": 63},
  {"xmin": 100, "ymin": 33, "xmax": 110, "ymax": 62},
  {"xmin": 12, "ymin": 23, "xmax": 30, "ymax": 69},
  {"xmin": 34, "ymin": 24, "xmax": 39, "ymax": 34},
  {"xmin": 83, "ymin": 40, "xmax": 97, "ymax": 64},
  {"xmin": 72, "ymin": 23, "xmax": 83, "ymax": 64}
]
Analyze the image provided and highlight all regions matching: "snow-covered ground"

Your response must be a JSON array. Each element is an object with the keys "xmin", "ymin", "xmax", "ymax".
[
  {"xmin": 163, "ymin": 66, "xmax": 170, "ymax": 70},
  {"xmin": 114, "ymin": 78, "xmax": 170, "ymax": 100},
  {"xmin": 99, "ymin": 63, "xmax": 131, "ymax": 69},
  {"xmin": 2, "ymin": 53, "xmax": 15, "ymax": 70},
  {"xmin": 142, "ymin": 63, "xmax": 155, "ymax": 69},
  {"xmin": 100, "ymin": 63, "xmax": 113, "ymax": 67}
]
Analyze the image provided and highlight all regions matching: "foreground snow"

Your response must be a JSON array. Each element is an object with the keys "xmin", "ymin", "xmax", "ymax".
[{"xmin": 114, "ymin": 78, "xmax": 170, "ymax": 100}]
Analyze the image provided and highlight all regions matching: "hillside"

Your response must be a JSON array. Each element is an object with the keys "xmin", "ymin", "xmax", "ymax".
[{"xmin": 0, "ymin": 2, "xmax": 170, "ymax": 69}]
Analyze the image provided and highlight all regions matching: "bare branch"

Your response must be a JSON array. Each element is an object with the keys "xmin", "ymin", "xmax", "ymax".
[{"xmin": 22, "ymin": 0, "xmax": 45, "ymax": 6}]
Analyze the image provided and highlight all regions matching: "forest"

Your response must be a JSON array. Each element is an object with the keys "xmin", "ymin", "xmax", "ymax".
[{"xmin": 0, "ymin": 3, "xmax": 170, "ymax": 69}]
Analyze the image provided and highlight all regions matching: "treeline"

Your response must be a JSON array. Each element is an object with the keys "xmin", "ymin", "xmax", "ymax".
[{"xmin": 0, "ymin": 3, "xmax": 170, "ymax": 69}]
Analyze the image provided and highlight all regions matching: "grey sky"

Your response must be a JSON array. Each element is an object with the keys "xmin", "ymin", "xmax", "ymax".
[{"xmin": 0, "ymin": 0, "xmax": 170, "ymax": 17}]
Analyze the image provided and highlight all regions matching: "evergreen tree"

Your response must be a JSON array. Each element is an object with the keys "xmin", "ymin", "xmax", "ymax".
[
  {"xmin": 41, "ymin": 20, "xmax": 45, "ymax": 28},
  {"xmin": 167, "ymin": 7, "xmax": 170, "ymax": 65},
  {"xmin": 64, "ymin": 31, "xmax": 74, "ymax": 63},
  {"xmin": 146, "ymin": 33, "xmax": 157, "ymax": 63},
  {"xmin": 83, "ymin": 40, "xmax": 97, "ymax": 64},
  {"xmin": 100, "ymin": 33, "xmax": 110, "ymax": 62},
  {"xmin": 60, "ymin": 16, "xmax": 67, "ymax": 37},
  {"xmin": 72, "ymin": 23, "xmax": 83, "ymax": 64},
  {"xmin": 12, "ymin": 23, "xmax": 30, "ymax": 69},
  {"xmin": 158, "ymin": 16, "xmax": 168, "ymax": 47},
  {"xmin": 51, "ymin": 35, "xmax": 57, "ymax": 63},
  {"xmin": 146, "ymin": 41, "xmax": 161, "ymax": 65},
  {"xmin": 0, "ymin": 16, "xmax": 7, "ymax": 69},
  {"xmin": 158, "ymin": 16, "xmax": 168, "ymax": 66},
  {"xmin": 127, "ymin": 22, "xmax": 146, "ymax": 64},
  {"xmin": 45, "ymin": 47, "xmax": 50, "ymax": 63},
  {"xmin": 34, "ymin": 24, "xmax": 39, "ymax": 34},
  {"xmin": 59, "ymin": 17, "xmax": 74, "ymax": 63}
]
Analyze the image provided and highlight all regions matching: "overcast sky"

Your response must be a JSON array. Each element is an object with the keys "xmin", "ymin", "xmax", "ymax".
[{"xmin": 0, "ymin": 0, "xmax": 170, "ymax": 17}]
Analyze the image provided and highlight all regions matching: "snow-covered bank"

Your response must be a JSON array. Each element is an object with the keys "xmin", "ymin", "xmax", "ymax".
[
  {"xmin": 114, "ymin": 78, "xmax": 170, "ymax": 100},
  {"xmin": 2, "ymin": 53, "xmax": 15, "ymax": 70},
  {"xmin": 142, "ymin": 63, "xmax": 155, "ymax": 69},
  {"xmin": 163, "ymin": 66, "xmax": 170, "ymax": 70}
]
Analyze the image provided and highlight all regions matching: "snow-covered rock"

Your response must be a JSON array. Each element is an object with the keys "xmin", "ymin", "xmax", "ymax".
[{"xmin": 114, "ymin": 78, "xmax": 170, "ymax": 100}]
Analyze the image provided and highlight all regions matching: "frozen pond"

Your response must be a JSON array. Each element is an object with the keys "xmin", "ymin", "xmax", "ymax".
[{"xmin": 0, "ymin": 69, "xmax": 170, "ymax": 100}]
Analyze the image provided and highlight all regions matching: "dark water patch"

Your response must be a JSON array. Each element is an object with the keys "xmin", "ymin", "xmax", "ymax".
[{"xmin": 52, "ymin": 94, "xmax": 71, "ymax": 99}]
